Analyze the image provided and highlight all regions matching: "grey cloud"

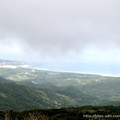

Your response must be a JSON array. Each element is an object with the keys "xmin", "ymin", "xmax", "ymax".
[{"xmin": 0, "ymin": 0, "xmax": 120, "ymax": 62}]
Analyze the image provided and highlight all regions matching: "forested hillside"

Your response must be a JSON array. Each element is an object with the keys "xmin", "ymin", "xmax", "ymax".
[
  {"xmin": 0, "ymin": 61, "xmax": 120, "ymax": 110},
  {"xmin": 0, "ymin": 77, "xmax": 97, "ymax": 111}
]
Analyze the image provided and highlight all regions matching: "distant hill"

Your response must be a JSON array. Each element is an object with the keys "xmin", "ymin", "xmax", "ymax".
[
  {"xmin": 0, "ymin": 76, "xmax": 97, "ymax": 111},
  {"xmin": 0, "ymin": 59, "xmax": 120, "ymax": 110},
  {"xmin": 0, "ymin": 59, "xmax": 29, "ymax": 69},
  {"xmin": 0, "ymin": 59, "xmax": 24, "ymax": 65}
]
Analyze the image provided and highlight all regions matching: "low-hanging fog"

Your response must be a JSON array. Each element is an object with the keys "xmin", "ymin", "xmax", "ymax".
[{"xmin": 0, "ymin": 0, "xmax": 120, "ymax": 75}]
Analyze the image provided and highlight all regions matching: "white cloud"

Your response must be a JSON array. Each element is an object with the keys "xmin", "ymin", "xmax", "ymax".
[{"xmin": 0, "ymin": 0, "xmax": 120, "ymax": 74}]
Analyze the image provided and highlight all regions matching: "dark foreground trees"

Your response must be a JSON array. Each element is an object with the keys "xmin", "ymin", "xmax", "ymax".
[{"xmin": 0, "ymin": 106, "xmax": 120, "ymax": 120}]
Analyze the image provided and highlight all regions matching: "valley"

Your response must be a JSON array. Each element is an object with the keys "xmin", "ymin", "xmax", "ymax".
[{"xmin": 0, "ymin": 60, "xmax": 120, "ymax": 111}]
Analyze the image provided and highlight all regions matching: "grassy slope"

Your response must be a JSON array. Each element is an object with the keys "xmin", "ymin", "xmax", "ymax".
[
  {"xmin": 0, "ymin": 67, "xmax": 120, "ymax": 109},
  {"xmin": 0, "ymin": 77, "xmax": 97, "ymax": 111}
]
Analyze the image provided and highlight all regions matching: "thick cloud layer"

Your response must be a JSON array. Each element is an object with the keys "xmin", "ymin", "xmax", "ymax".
[{"xmin": 0, "ymin": 0, "xmax": 120, "ymax": 74}]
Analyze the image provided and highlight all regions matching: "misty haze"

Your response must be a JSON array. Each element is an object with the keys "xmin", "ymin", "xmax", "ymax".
[{"xmin": 0, "ymin": 0, "xmax": 120, "ymax": 120}]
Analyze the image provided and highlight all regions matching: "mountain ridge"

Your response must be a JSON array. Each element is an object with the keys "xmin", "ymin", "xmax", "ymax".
[
  {"xmin": 0, "ymin": 76, "xmax": 98, "ymax": 111},
  {"xmin": 0, "ymin": 59, "xmax": 120, "ymax": 110}
]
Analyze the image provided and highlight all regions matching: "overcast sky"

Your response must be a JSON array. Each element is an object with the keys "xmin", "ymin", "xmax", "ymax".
[{"xmin": 0, "ymin": 0, "xmax": 120, "ymax": 75}]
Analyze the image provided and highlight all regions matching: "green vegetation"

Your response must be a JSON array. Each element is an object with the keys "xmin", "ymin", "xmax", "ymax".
[
  {"xmin": 0, "ymin": 67, "xmax": 120, "ymax": 106},
  {"xmin": 0, "ymin": 77, "xmax": 97, "ymax": 111},
  {"xmin": 0, "ymin": 61, "xmax": 120, "ymax": 111}
]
